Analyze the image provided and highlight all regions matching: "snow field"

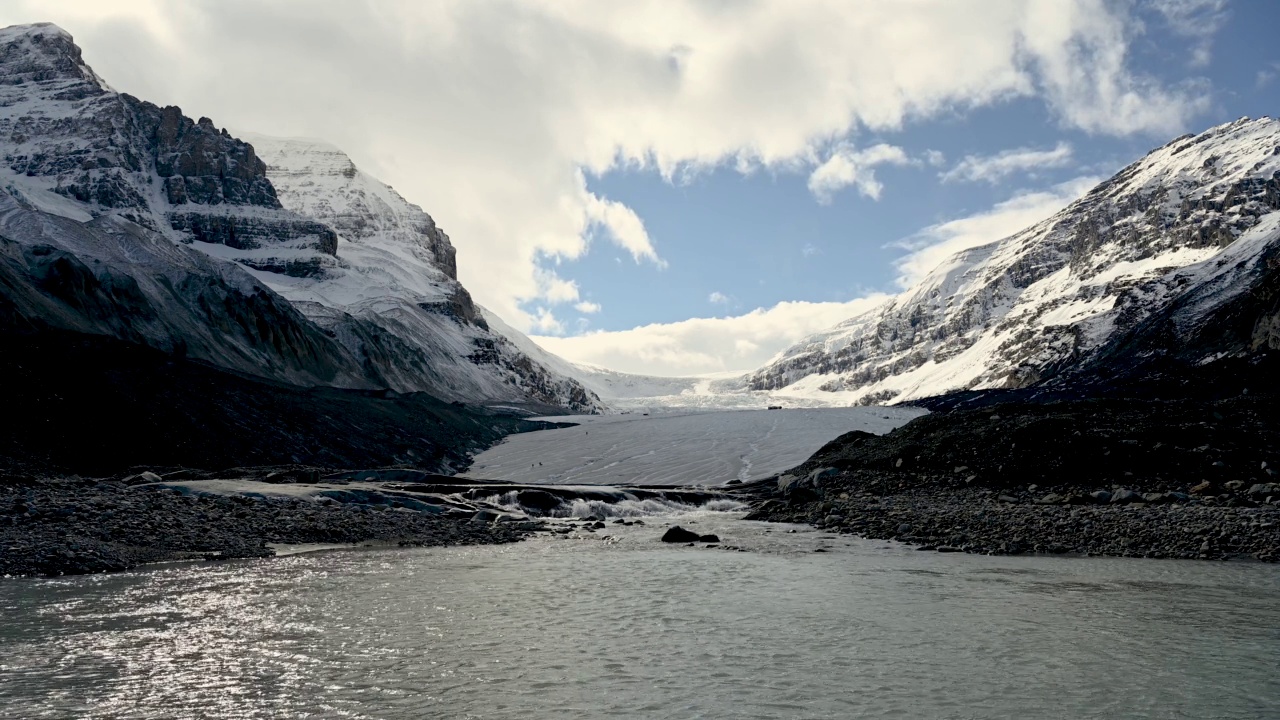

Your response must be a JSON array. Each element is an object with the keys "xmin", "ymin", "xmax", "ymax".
[{"xmin": 464, "ymin": 406, "xmax": 926, "ymax": 487}]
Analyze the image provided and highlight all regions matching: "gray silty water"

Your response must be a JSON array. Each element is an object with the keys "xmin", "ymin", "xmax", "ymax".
[{"xmin": 2, "ymin": 514, "xmax": 1278, "ymax": 719}]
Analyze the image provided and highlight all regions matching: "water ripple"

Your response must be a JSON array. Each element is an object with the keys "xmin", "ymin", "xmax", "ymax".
[{"xmin": 1, "ymin": 515, "xmax": 1278, "ymax": 719}]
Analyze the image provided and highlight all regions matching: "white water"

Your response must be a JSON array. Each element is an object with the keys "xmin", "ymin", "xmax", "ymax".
[{"xmin": 2, "ymin": 514, "xmax": 1278, "ymax": 719}]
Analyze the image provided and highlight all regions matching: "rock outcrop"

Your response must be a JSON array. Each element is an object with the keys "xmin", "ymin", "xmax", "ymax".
[
  {"xmin": 0, "ymin": 23, "xmax": 338, "ymax": 276},
  {"xmin": 748, "ymin": 117, "xmax": 1280, "ymax": 405},
  {"xmin": 0, "ymin": 22, "xmax": 601, "ymax": 413}
]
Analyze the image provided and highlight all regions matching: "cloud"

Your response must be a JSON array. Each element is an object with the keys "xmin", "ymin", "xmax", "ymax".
[
  {"xmin": 534, "ymin": 267, "xmax": 582, "ymax": 304},
  {"xmin": 532, "ymin": 296, "xmax": 889, "ymax": 376},
  {"xmin": 574, "ymin": 300, "xmax": 601, "ymax": 314},
  {"xmin": 801, "ymin": 243, "xmax": 820, "ymax": 258},
  {"xmin": 529, "ymin": 307, "xmax": 566, "ymax": 335},
  {"xmin": 1020, "ymin": 2, "xmax": 1210, "ymax": 135},
  {"xmin": 1149, "ymin": 0, "xmax": 1229, "ymax": 68},
  {"xmin": 537, "ymin": 173, "xmax": 1104, "ymax": 375},
  {"xmin": 923, "ymin": 149, "xmax": 947, "ymax": 167},
  {"xmin": 0, "ymin": 0, "xmax": 1211, "ymax": 332},
  {"xmin": 808, "ymin": 143, "xmax": 911, "ymax": 203},
  {"xmin": 582, "ymin": 188, "xmax": 665, "ymax": 267},
  {"xmin": 893, "ymin": 175, "xmax": 1102, "ymax": 288},
  {"xmin": 1258, "ymin": 64, "xmax": 1280, "ymax": 89},
  {"xmin": 940, "ymin": 142, "xmax": 1074, "ymax": 184},
  {"xmin": 708, "ymin": 291, "xmax": 730, "ymax": 304}
]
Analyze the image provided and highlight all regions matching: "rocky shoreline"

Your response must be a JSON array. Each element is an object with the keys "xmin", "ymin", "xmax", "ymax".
[
  {"xmin": 740, "ymin": 475, "xmax": 1280, "ymax": 561},
  {"xmin": 1, "ymin": 475, "xmax": 539, "ymax": 578}
]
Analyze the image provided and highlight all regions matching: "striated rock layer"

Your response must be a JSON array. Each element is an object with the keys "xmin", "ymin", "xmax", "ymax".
[
  {"xmin": 749, "ymin": 117, "xmax": 1280, "ymax": 405},
  {"xmin": 0, "ymin": 22, "xmax": 600, "ymax": 412}
]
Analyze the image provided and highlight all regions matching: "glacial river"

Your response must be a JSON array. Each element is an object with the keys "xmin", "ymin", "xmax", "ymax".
[{"xmin": 2, "ymin": 512, "xmax": 1278, "ymax": 719}]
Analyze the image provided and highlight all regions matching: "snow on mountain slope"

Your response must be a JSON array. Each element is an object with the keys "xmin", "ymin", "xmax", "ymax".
[
  {"xmin": 0, "ymin": 190, "xmax": 374, "ymax": 388},
  {"xmin": 0, "ymin": 23, "xmax": 598, "ymax": 411},
  {"xmin": 0, "ymin": 24, "xmax": 338, "ymax": 276},
  {"xmin": 749, "ymin": 117, "xmax": 1280, "ymax": 405},
  {"xmin": 241, "ymin": 134, "xmax": 602, "ymax": 411}
]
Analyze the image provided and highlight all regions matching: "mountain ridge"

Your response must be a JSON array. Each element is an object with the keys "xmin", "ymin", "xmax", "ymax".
[
  {"xmin": 745, "ymin": 116, "xmax": 1280, "ymax": 405},
  {"xmin": 0, "ymin": 21, "xmax": 601, "ymax": 413}
]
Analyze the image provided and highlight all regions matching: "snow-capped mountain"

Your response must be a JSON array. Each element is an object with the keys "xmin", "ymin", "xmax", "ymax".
[
  {"xmin": 238, "ymin": 134, "xmax": 601, "ymax": 411},
  {"xmin": 0, "ymin": 22, "xmax": 600, "ymax": 412},
  {"xmin": 748, "ymin": 117, "xmax": 1280, "ymax": 405}
]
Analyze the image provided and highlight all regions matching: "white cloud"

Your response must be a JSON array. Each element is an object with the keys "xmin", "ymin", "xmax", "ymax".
[
  {"xmin": 940, "ymin": 142, "xmax": 1074, "ymax": 184},
  {"xmin": 808, "ymin": 143, "xmax": 911, "ymax": 203},
  {"xmin": 1149, "ymin": 0, "xmax": 1229, "ymax": 68},
  {"xmin": 1020, "ymin": 1, "xmax": 1210, "ymax": 135},
  {"xmin": 1258, "ymin": 64, "xmax": 1280, "ymax": 89},
  {"xmin": 893, "ymin": 175, "xmax": 1102, "ymax": 288},
  {"xmin": 529, "ymin": 307, "xmax": 566, "ymax": 335},
  {"xmin": 582, "ymin": 188, "xmax": 665, "ymax": 267},
  {"xmin": 708, "ymin": 291, "xmax": 730, "ymax": 304},
  {"xmin": 533, "ymin": 296, "xmax": 889, "ymax": 376},
  {"xmin": 533, "ymin": 268, "xmax": 582, "ymax": 305},
  {"xmin": 537, "ymin": 174, "xmax": 1104, "ymax": 375},
  {"xmin": 574, "ymin": 301, "xmax": 601, "ymax": 314},
  {"xmin": 801, "ymin": 243, "xmax": 820, "ymax": 258},
  {"xmin": 0, "ymin": 0, "xmax": 1213, "ymax": 333},
  {"xmin": 923, "ymin": 149, "xmax": 947, "ymax": 167}
]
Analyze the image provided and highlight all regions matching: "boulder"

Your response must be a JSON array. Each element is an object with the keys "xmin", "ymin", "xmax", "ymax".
[
  {"xmin": 469, "ymin": 509, "xmax": 500, "ymax": 524},
  {"xmin": 124, "ymin": 471, "xmax": 162, "ymax": 485},
  {"xmin": 698, "ymin": 534, "xmax": 720, "ymax": 543},
  {"xmin": 1246, "ymin": 483, "xmax": 1278, "ymax": 499},
  {"xmin": 1110, "ymin": 488, "xmax": 1142, "ymax": 504},
  {"xmin": 661, "ymin": 526, "xmax": 702, "ymax": 543},
  {"xmin": 808, "ymin": 467, "xmax": 839, "ymax": 484},
  {"xmin": 1088, "ymin": 490, "xmax": 1112, "ymax": 504},
  {"xmin": 516, "ymin": 489, "xmax": 562, "ymax": 513},
  {"xmin": 778, "ymin": 473, "xmax": 820, "ymax": 502}
]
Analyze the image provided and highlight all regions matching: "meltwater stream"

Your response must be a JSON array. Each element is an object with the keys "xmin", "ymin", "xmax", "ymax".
[{"xmin": 2, "ymin": 512, "xmax": 1278, "ymax": 719}]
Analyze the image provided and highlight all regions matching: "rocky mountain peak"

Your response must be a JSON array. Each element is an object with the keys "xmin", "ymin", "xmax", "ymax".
[
  {"xmin": 0, "ymin": 23, "xmax": 107, "ymax": 91},
  {"xmin": 244, "ymin": 134, "xmax": 458, "ymax": 280},
  {"xmin": 0, "ymin": 24, "xmax": 601, "ymax": 413},
  {"xmin": 0, "ymin": 23, "xmax": 337, "ymax": 276}
]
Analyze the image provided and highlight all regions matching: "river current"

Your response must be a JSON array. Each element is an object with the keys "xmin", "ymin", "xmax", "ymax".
[{"xmin": 2, "ymin": 512, "xmax": 1278, "ymax": 719}]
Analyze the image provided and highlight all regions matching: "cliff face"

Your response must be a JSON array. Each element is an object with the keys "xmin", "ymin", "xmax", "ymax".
[
  {"xmin": 0, "ymin": 24, "xmax": 338, "ymax": 277},
  {"xmin": 749, "ymin": 117, "xmax": 1280, "ymax": 405},
  {"xmin": 0, "ymin": 22, "xmax": 601, "ymax": 412},
  {"xmin": 243, "ymin": 134, "xmax": 602, "ymax": 411}
]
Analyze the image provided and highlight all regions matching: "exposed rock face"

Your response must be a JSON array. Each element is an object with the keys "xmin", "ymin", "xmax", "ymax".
[
  {"xmin": 0, "ymin": 22, "xmax": 601, "ymax": 413},
  {"xmin": 0, "ymin": 192, "xmax": 368, "ymax": 388},
  {"xmin": 243, "ymin": 134, "xmax": 603, "ymax": 412},
  {"xmin": 0, "ymin": 23, "xmax": 337, "ymax": 276},
  {"xmin": 748, "ymin": 117, "xmax": 1280, "ymax": 404}
]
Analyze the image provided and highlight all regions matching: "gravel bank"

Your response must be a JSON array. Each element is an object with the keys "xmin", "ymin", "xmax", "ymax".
[
  {"xmin": 744, "ymin": 481, "xmax": 1280, "ymax": 561},
  {"xmin": 1, "ymin": 476, "xmax": 537, "ymax": 578}
]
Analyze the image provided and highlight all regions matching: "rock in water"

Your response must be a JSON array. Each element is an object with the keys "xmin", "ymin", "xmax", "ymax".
[
  {"xmin": 661, "ymin": 526, "xmax": 702, "ymax": 543},
  {"xmin": 516, "ymin": 489, "xmax": 562, "ymax": 514}
]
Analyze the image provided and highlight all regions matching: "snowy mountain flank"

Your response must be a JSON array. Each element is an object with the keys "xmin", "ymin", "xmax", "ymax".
[
  {"xmin": 239, "ymin": 134, "xmax": 601, "ymax": 411},
  {"xmin": 748, "ymin": 117, "xmax": 1280, "ymax": 405},
  {"xmin": 0, "ymin": 23, "xmax": 599, "ymax": 413}
]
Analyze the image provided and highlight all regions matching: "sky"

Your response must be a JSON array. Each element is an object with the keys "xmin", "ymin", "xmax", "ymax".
[{"xmin": 2, "ymin": 0, "xmax": 1278, "ymax": 376}]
